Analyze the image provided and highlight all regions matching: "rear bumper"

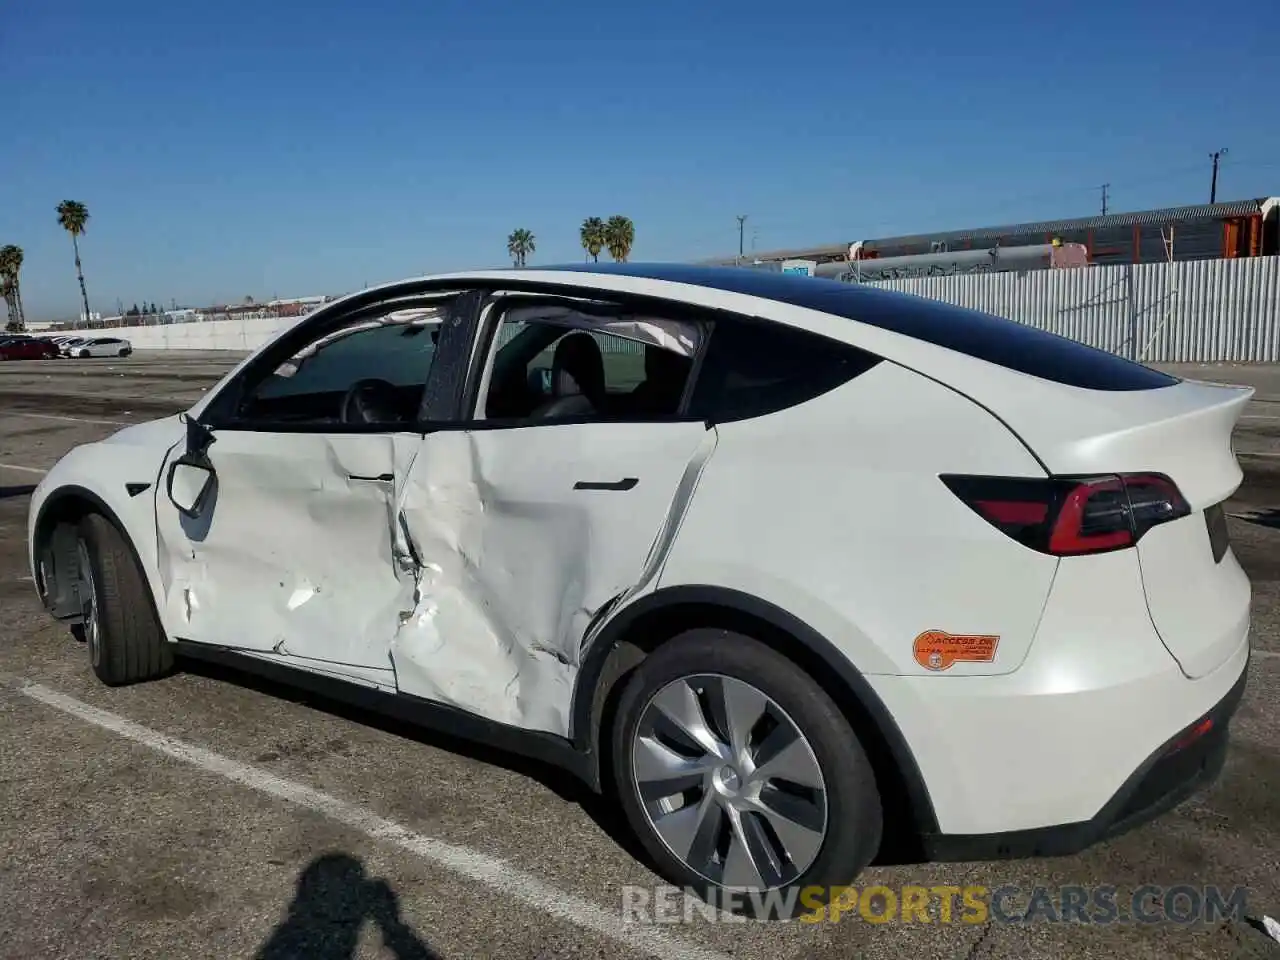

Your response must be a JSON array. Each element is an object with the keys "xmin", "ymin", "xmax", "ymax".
[{"xmin": 922, "ymin": 658, "xmax": 1247, "ymax": 862}]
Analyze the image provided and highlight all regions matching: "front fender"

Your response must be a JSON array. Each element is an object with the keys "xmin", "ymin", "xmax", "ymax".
[{"xmin": 28, "ymin": 417, "xmax": 186, "ymax": 609}]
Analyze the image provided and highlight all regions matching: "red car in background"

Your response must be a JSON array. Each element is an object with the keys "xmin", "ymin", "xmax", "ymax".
[{"xmin": 0, "ymin": 337, "xmax": 60, "ymax": 360}]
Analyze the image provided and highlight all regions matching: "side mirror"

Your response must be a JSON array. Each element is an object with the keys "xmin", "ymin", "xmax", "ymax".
[
  {"xmin": 182, "ymin": 413, "xmax": 216, "ymax": 456},
  {"xmin": 527, "ymin": 365, "xmax": 553, "ymax": 397},
  {"xmin": 166, "ymin": 454, "xmax": 217, "ymax": 519}
]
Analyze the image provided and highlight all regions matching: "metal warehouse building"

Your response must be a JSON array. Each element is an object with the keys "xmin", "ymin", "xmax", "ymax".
[{"xmin": 709, "ymin": 197, "xmax": 1280, "ymax": 268}]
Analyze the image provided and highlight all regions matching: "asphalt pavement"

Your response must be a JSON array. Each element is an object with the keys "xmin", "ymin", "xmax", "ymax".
[{"xmin": 0, "ymin": 352, "xmax": 1278, "ymax": 959}]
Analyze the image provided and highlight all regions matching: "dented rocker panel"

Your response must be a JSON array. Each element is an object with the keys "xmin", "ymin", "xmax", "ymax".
[{"xmin": 173, "ymin": 639, "xmax": 600, "ymax": 788}]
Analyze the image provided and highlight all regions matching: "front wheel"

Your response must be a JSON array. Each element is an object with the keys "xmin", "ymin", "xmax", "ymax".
[
  {"xmin": 76, "ymin": 513, "xmax": 174, "ymax": 686},
  {"xmin": 78, "ymin": 349, "xmax": 90, "ymax": 358},
  {"xmin": 611, "ymin": 630, "xmax": 883, "ymax": 919}
]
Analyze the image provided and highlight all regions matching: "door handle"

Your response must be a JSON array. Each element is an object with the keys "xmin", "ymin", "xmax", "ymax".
[
  {"xmin": 348, "ymin": 473, "xmax": 394, "ymax": 482},
  {"xmin": 574, "ymin": 478, "xmax": 638, "ymax": 491}
]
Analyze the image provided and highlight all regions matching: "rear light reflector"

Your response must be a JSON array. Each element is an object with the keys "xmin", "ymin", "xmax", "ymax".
[
  {"xmin": 1169, "ymin": 716, "xmax": 1214, "ymax": 754},
  {"xmin": 941, "ymin": 472, "xmax": 1190, "ymax": 556}
]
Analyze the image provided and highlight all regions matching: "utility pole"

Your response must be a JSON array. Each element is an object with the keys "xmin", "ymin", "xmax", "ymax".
[
  {"xmin": 1100, "ymin": 183, "xmax": 1110, "ymax": 216},
  {"xmin": 736, "ymin": 215, "xmax": 747, "ymax": 264},
  {"xmin": 1209, "ymin": 148, "xmax": 1228, "ymax": 203}
]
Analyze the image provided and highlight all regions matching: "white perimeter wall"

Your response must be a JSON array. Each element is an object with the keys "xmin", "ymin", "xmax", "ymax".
[
  {"xmin": 124, "ymin": 255, "xmax": 1280, "ymax": 363},
  {"xmin": 125, "ymin": 314, "xmax": 309, "ymax": 351}
]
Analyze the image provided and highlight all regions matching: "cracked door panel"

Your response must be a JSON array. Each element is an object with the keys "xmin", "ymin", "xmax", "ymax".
[
  {"xmin": 388, "ymin": 297, "xmax": 717, "ymax": 737},
  {"xmin": 155, "ymin": 301, "xmax": 449, "ymax": 674}
]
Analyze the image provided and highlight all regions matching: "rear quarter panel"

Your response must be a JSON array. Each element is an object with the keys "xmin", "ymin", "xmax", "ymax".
[{"xmin": 657, "ymin": 360, "xmax": 1061, "ymax": 677}]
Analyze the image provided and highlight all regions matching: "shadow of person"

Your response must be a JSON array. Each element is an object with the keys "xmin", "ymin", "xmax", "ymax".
[{"xmin": 256, "ymin": 853, "xmax": 437, "ymax": 960}]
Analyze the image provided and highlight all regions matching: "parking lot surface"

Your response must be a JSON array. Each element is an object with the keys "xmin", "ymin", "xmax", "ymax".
[{"xmin": 1, "ymin": 352, "xmax": 1278, "ymax": 959}]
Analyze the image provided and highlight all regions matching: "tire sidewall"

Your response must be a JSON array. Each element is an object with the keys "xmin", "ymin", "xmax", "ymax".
[
  {"xmin": 76, "ymin": 517, "xmax": 116, "ymax": 683},
  {"xmin": 610, "ymin": 628, "xmax": 884, "ymax": 919}
]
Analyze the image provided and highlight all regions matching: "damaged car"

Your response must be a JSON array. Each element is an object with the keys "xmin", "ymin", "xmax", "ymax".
[{"xmin": 27, "ymin": 263, "xmax": 1252, "ymax": 916}]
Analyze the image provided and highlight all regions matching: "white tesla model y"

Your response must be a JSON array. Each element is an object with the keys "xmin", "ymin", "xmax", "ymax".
[{"xmin": 27, "ymin": 264, "xmax": 1252, "ymax": 916}]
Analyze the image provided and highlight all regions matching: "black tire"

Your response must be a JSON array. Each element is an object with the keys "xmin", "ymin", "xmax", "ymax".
[
  {"xmin": 611, "ymin": 629, "xmax": 883, "ymax": 920},
  {"xmin": 77, "ymin": 512, "xmax": 173, "ymax": 686}
]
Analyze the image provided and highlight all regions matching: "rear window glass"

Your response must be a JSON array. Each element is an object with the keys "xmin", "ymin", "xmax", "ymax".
[
  {"xmin": 689, "ymin": 317, "xmax": 880, "ymax": 421},
  {"xmin": 551, "ymin": 264, "xmax": 1180, "ymax": 392}
]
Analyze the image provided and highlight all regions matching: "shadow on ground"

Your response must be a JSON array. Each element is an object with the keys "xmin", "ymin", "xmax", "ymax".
[
  {"xmin": 1235, "ymin": 508, "xmax": 1280, "ymax": 530},
  {"xmin": 256, "ymin": 853, "xmax": 437, "ymax": 960},
  {"xmin": 178, "ymin": 657, "xmax": 654, "ymax": 869},
  {"xmin": 0, "ymin": 485, "xmax": 37, "ymax": 499}
]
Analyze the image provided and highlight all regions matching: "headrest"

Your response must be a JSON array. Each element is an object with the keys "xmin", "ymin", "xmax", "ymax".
[{"xmin": 550, "ymin": 333, "xmax": 605, "ymax": 400}]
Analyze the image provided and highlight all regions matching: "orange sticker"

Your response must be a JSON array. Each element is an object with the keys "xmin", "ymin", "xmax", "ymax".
[{"xmin": 912, "ymin": 630, "xmax": 1000, "ymax": 671}]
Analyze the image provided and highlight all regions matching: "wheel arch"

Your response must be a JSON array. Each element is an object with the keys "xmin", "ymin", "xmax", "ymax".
[
  {"xmin": 32, "ymin": 485, "xmax": 149, "ymax": 620},
  {"xmin": 572, "ymin": 584, "xmax": 941, "ymax": 843}
]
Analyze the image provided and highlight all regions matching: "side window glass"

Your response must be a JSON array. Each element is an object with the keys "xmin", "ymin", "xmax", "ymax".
[
  {"xmin": 688, "ymin": 318, "xmax": 881, "ymax": 422},
  {"xmin": 479, "ymin": 307, "xmax": 697, "ymax": 422},
  {"xmin": 235, "ymin": 308, "xmax": 442, "ymax": 425}
]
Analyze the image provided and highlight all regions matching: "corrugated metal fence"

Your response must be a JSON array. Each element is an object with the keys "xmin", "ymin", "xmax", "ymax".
[
  {"xmin": 494, "ymin": 319, "xmax": 644, "ymax": 355},
  {"xmin": 865, "ymin": 254, "xmax": 1280, "ymax": 363}
]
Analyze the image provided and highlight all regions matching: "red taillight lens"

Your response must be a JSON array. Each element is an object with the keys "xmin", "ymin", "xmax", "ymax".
[{"xmin": 941, "ymin": 473, "xmax": 1190, "ymax": 556}]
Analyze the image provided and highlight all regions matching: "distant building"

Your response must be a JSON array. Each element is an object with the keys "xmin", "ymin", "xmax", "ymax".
[
  {"xmin": 705, "ymin": 197, "xmax": 1280, "ymax": 268},
  {"xmin": 266, "ymin": 295, "xmax": 331, "ymax": 318}
]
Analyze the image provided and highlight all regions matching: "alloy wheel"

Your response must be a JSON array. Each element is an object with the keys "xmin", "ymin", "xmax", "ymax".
[
  {"xmin": 76, "ymin": 540, "xmax": 102, "ymax": 668},
  {"xmin": 631, "ymin": 673, "xmax": 829, "ymax": 892}
]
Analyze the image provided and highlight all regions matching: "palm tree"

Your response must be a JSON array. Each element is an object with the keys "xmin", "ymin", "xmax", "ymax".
[
  {"xmin": 0, "ymin": 277, "xmax": 13, "ymax": 331},
  {"xmin": 507, "ymin": 228, "xmax": 536, "ymax": 268},
  {"xmin": 0, "ymin": 244, "xmax": 25, "ymax": 332},
  {"xmin": 604, "ymin": 216, "xmax": 635, "ymax": 262},
  {"xmin": 56, "ymin": 200, "xmax": 92, "ymax": 324},
  {"xmin": 579, "ymin": 217, "xmax": 605, "ymax": 262}
]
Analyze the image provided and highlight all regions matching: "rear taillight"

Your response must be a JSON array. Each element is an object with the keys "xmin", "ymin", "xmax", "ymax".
[{"xmin": 941, "ymin": 473, "xmax": 1190, "ymax": 556}]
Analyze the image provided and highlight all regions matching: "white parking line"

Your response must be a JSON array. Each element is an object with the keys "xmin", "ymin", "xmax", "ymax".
[
  {"xmin": 6, "ymin": 412, "xmax": 128, "ymax": 427},
  {"xmin": 17, "ymin": 682, "xmax": 732, "ymax": 960},
  {"xmin": 0, "ymin": 464, "xmax": 47, "ymax": 475}
]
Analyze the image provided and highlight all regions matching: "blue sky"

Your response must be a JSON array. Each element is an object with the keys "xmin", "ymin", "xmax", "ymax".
[{"xmin": 3, "ymin": 0, "xmax": 1278, "ymax": 320}]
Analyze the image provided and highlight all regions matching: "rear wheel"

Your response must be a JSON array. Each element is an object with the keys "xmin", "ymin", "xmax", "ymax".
[
  {"xmin": 78, "ymin": 349, "xmax": 90, "ymax": 358},
  {"xmin": 76, "ymin": 513, "xmax": 173, "ymax": 686},
  {"xmin": 611, "ymin": 630, "xmax": 883, "ymax": 919}
]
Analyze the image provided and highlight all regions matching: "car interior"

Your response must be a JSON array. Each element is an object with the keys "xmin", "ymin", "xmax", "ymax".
[
  {"xmin": 229, "ymin": 298, "xmax": 700, "ymax": 427},
  {"xmin": 480, "ymin": 312, "xmax": 697, "ymax": 422}
]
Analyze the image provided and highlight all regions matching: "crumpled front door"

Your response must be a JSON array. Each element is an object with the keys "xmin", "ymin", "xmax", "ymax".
[{"xmin": 155, "ymin": 429, "xmax": 423, "ymax": 672}]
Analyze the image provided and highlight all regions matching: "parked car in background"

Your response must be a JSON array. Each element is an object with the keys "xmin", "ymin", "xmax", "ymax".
[
  {"xmin": 63, "ymin": 337, "xmax": 133, "ymax": 358},
  {"xmin": 57, "ymin": 337, "xmax": 89, "ymax": 356},
  {"xmin": 0, "ymin": 336, "xmax": 60, "ymax": 360}
]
